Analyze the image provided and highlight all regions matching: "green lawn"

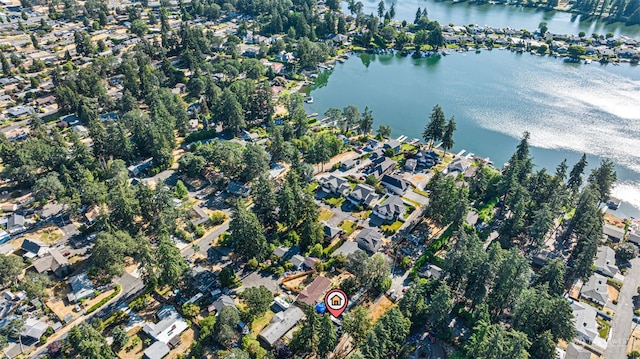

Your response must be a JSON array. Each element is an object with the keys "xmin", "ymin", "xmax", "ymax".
[
  {"xmin": 413, "ymin": 188, "xmax": 429, "ymax": 197},
  {"xmin": 323, "ymin": 196, "xmax": 346, "ymax": 208},
  {"xmin": 319, "ymin": 207, "xmax": 334, "ymax": 222},
  {"xmin": 251, "ymin": 310, "xmax": 275, "ymax": 336},
  {"xmin": 381, "ymin": 220, "xmax": 403, "ymax": 234},
  {"xmin": 340, "ymin": 220, "xmax": 357, "ymax": 236},
  {"xmin": 597, "ymin": 318, "xmax": 610, "ymax": 339}
]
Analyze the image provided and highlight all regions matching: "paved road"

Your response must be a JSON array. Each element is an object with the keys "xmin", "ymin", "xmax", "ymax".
[
  {"xmin": 181, "ymin": 221, "xmax": 230, "ymax": 258},
  {"xmin": 29, "ymin": 272, "xmax": 144, "ymax": 358},
  {"xmin": 605, "ymin": 257, "xmax": 640, "ymax": 358}
]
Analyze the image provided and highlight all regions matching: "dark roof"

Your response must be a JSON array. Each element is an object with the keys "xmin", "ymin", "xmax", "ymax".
[
  {"xmin": 381, "ymin": 174, "xmax": 409, "ymax": 192},
  {"xmin": 323, "ymin": 223, "xmax": 342, "ymax": 238},
  {"xmin": 21, "ymin": 238, "xmax": 47, "ymax": 255},
  {"xmin": 356, "ymin": 228, "xmax": 383, "ymax": 253},
  {"xmin": 226, "ymin": 180, "xmax": 252, "ymax": 197}
]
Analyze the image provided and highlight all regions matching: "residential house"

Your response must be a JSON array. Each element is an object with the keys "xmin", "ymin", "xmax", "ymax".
[
  {"xmin": 6, "ymin": 105, "xmax": 34, "ymax": 118},
  {"xmin": 404, "ymin": 158, "xmax": 417, "ymax": 172},
  {"xmin": 318, "ymin": 175, "xmax": 351, "ymax": 196},
  {"xmin": 290, "ymin": 254, "xmax": 305, "ymax": 270},
  {"xmin": 355, "ymin": 228, "xmax": 383, "ymax": 253},
  {"xmin": 381, "ymin": 174, "xmax": 410, "ymax": 196},
  {"xmin": 67, "ymin": 272, "xmax": 96, "ymax": 303},
  {"xmin": 340, "ymin": 159, "xmax": 357, "ymax": 171},
  {"xmin": 144, "ymin": 341, "xmax": 171, "ymax": 359},
  {"xmin": 0, "ymin": 243, "xmax": 14, "ymax": 255},
  {"xmin": 226, "ymin": 180, "xmax": 252, "ymax": 197},
  {"xmin": 419, "ymin": 264, "xmax": 443, "ymax": 279},
  {"xmin": 32, "ymin": 249, "xmax": 70, "ymax": 277},
  {"xmin": 416, "ymin": 150, "xmax": 440, "ymax": 167},
  {"xmin": 580, "ymin": 273, "xmax": 609, "ymax": 306},
  {"xmin": 373, "ymin": 195, "xmax": 406, "ymax": 222},
  {"xmin": 332, "ymin": 241, "xmax": 359, "ymax": 257},
  {"xmin": 565, "ymin": 343, "xmax": 591, "ymax": 359},
  {"xmin": 323, "ymin": 222, "xmax": 343, "ymax": 241},
  {"xmin": 21, "ymin": 238, "xmax": 49, "ymax": 258},
  {"xmin": 571, "ymin": 300, "xmax": 599, "ymax": 345},
  {"xmin": 127, "ymin": 158, "xmax": 153, "ymax": 176},
  {"xmin": 348, "ymin": 184, "xmax": 379, "ymax": 207},
  {"xmin": 332, "ymin": 34, "xmax": 349, "ymax": 46},
  {"xmin": 303, "ymin": 257, "xmax": 320, "ymax": 270},
  {"xmin": 531, "ymin": 248, "xmax": 562, "ymax": 268},
  {"xmin": 6, "ymin": 213, "xmax": 26, "ymax": 234},
  {"xmin": 273, "ymin": 246, "xmax": 300, "ymax": 260},
  {"xmin": 259, "ymin": 306, "xmax": 305, "ymax": 346},
  {"xmin": 448, "ymin": 157, "xmax": 471, "ymax": 173},
  {"xmin": 35, "ymin": 95, "xmax": 55, "ymax": 107},
  {"xmin": 20, "ymin": 318, "xmax": 48, "ymax": 345},
  {"xmin": 143, "ymin": 305, "xmax": 189, "ymax": 345},
  {"xmin": 296, "ymin": 275, "xmax": 332, "ymax": 306},
  {"xmin": 85, "ymin": 205, "xmax": 101, "ymax": 225},
  {"xmin": 366, "ymin": 139, "xmax": 382, "ymax": 151},
  {"xmin": 368, "ymin": 158, "xmax": 396, "ymax": 179},
  {"xmin": 594, "ymin": 246, "xmax": 619, "ymax": 277},
  {"xmin": 210, "ymin": 295, "xmax": 235, "ymax": 315},
  {"xmin": 190, "ymin": 205, "xmax": 209, "ymax": 226},
  {"xmin": 603, "ymin": 224, "xmax": 625, "ymax": 242},
  {"xmin": 628, "ymin": 230, "xmax": 640, "ymax": 247},
  {"xmin": 383, "ymin": 139, "xmax": 401, "ymax": 154}
]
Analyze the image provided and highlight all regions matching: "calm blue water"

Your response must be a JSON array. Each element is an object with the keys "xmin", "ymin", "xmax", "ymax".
[
  {"xmin": 344, "ymin": 0, "xmax": 640, "ymax": 38},
  {"xmin": 305, "ymin": 51, "xmax": 640, "ymax": 217}
]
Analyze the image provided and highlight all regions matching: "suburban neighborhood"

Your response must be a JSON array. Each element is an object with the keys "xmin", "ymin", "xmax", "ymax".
[{"xmin": 0, "ymin": 0, "xmax": 639, "ymax": 357}]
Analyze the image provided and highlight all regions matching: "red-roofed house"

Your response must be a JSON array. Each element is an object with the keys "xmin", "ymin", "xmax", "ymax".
[{"xmin": 296, "ymin": 276, "xmax": 332, "ymax": 306}]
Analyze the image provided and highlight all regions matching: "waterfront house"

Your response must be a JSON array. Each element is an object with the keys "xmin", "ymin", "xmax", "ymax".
[
  {"xmin": 447, "ymin": 157, "xmax": 471, "ymax": 173},
  {"xmin": 404, "ymin": 159, "xmax": 417, "ymax": 172},
  {"xmin": 356, "ymin": 228, "xmax": 383, "ymax": 253},
  {"xmin": 318, "ymin": 175, "xmax": 351, "ymax": 196},
  {"xmin": 383, "ymin": 139, "xmax": 401, "ymax": 154},
  {"xmin": 259, "ymin": 306, "xmax": 304, "ymax": 347},
  {"xmin": 580, "ymin": 273, "xmax": 609, "ymax": 306},
  {"xmin": 373, "ymin": 195, "xmax": 406, "ymax": 222},
  {"xmin": 366, "ymin": 139, "xmax": 382, "ymax": 151},
  {"xmin": 594, "ymin": 246, "xmax": 619, "ymax": 277},
  {"xmin": 348, "ymin": 184, "xmax": 379, "ymax": 207},
  {"xmin": 381, "ymin": 174, "xmax": 410, "ymax": 196},
  {"xmin": 571, "ymin": 300, "xmax": 599, "ymax": 345}
]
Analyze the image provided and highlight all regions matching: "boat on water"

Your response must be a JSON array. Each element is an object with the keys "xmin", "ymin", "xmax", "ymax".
[
  {"xmin": 441, "ymin": 50, "xmax": 450, "ymax": 56},
  {"xmin": 305, "ymin": 96, "xmax": 314, "ymax": 104},
  {"xmin": 584, "ymin": 58, "xmax": 592, "ymax": 64}
]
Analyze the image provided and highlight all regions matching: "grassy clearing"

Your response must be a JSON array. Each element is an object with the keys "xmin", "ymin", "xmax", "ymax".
[
  {"xmin": 340, "ymin": 220, "xmax": 357, "ymax": 236},
  {"xmin": 251, "ymin": 310, "xmax": 275, "ymax": 336},
  {"xmin": 323, "ymin": 196, "xmax": 345, "ymax": 208},
  {"xmin": 381, "ymin": 220, "xmax": 403, "ymax": 235},
  {"xmin": 319, "ymin": 207, "xmax": 334, "ymax": 222},
  {"xmin": 597, "ymin": 318, "xmax": 610, "ymax": 338},
  {"xmin": 413, "ymin": 188, "xmax": 429, "ymax": 197}
]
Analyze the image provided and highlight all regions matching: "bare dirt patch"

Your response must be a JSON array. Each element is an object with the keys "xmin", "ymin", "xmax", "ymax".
[{"xmin": 368, "ymin": 295, "xmax": 395, "ymax": 323}]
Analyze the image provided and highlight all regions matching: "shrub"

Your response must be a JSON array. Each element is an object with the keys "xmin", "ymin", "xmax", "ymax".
[
  {"xmin": 247, "ymin": 258, "xmax": 259, "ymax": 270},
  {"xmin": 194, "ymin": 225, "xmax": 205, "ymax": 238},
  {"xmin": 210, "ymin": 211, "xmax": 228, "ymax": 225},
  {"xmin": 86, "ymin": 284, "xmax": 121, "ymax": 313}
]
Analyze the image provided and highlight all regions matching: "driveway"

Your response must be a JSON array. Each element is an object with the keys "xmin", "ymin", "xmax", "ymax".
[
  {"xmin": 604, "ymin": 257, "xmax": 640, "ymax": 358},
  {"xmin": 237, "ymin": 270, "xmax": 281, "ymax": 293}
]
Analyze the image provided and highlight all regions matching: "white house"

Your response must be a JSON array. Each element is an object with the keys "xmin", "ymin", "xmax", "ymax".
[
  {"xmin": 143, "ymin": 306, "xmax": 189, "ymax": 344},
  {"xmin": 580, "ymin": 273, "xmax": 609, "ymax": 306},
  {"xmin": 570, "ymin": 300, "xmax": 599, "ymax": 345}
]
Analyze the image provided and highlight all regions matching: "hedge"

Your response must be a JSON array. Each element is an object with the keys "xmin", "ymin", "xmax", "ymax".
[{"xmin": 87, "ymin": 284, "xmax": 122, "ymax": 313}]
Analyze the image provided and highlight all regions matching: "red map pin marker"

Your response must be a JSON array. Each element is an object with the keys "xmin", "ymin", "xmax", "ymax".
[{"xmin": 324, "ymin": 289, "xmax": 348, "ymax": 318}]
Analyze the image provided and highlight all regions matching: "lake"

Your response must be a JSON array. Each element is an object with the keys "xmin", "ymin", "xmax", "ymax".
[
  {"xmin": 344, "ymin": 0, "xmax": 640, "ymax": 38},
  {"xmin": 304, "ymin": 50, "xmax": 640, "ymax": 217}
]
